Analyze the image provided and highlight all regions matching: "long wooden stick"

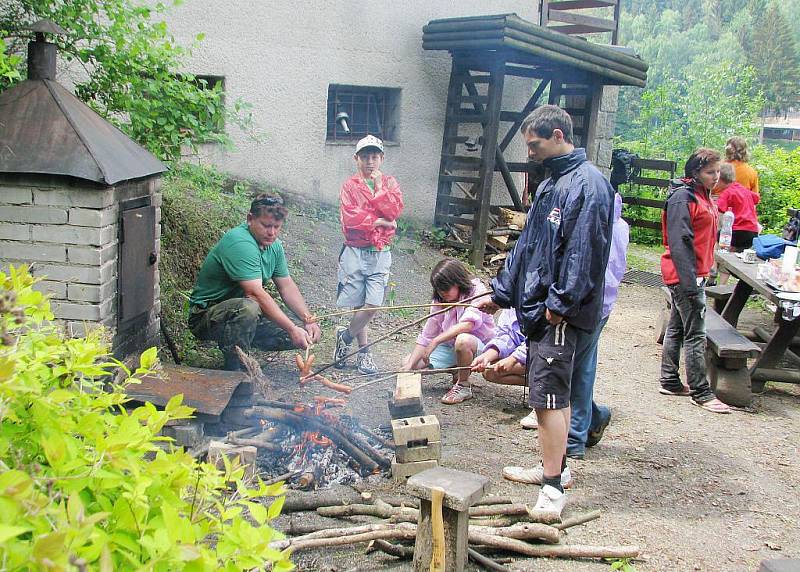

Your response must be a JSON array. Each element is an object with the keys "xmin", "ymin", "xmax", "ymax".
[
  {"xmin": 310, "ymin": 302, "xmax": 475, "ymax": 322},
  {"xmin": 554, "ymin": 510, "xmax": 602, "ymax": 530},
  {"xmin": 304, "ymin": 290, "xmax": 493, "ymax": 381},
  {"xmin": 339, "ymin": 366, "xmax": 494, "ymax": 386},
  {"xmin": 468, "ymin": 548, "xmax": 512, "ymax": 572}
]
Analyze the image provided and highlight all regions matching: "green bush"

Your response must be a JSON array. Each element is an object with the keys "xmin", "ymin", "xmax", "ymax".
[
  {"xmin": 751, "ymin": 146, "xmax": 800, "ymax": 234},
  {"xmin": 0, "ymin": 265, "xmax": 292, "ymax": 571}
]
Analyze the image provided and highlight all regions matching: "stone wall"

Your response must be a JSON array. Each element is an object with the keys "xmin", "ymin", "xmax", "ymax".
[
  {"xmin": 0, "ymin": 175, "xmax": 161, "ymax": 358},
  {"xmin": 587, "ymin": 85, "xmax": 619, "ymax": 177}
]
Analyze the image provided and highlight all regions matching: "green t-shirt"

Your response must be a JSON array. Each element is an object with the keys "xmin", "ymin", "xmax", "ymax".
[{"xmin": 189, "ymin": 223, "xmax": 289, "ymax": 308}]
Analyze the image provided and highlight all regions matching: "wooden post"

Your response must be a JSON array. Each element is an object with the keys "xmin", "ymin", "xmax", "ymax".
[{"xmin": 470, "ymin": 58, "xmax": 506, "ymax": 267}]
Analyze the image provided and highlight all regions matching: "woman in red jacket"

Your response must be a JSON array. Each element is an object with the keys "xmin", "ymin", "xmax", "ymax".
[{"xmin": 659, "ymin": 148, "xmax": 731, "ymax": 413}]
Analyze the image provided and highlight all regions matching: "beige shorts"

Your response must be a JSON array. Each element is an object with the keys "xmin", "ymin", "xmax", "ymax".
[{"xmin": 336, "ymin": 246, "xmax": 391, "ymax": 307}]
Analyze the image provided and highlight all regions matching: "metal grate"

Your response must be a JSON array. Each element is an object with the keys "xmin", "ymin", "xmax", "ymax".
[
  {"xmin": 622, "ymin": 269, "xmax": 663, "ymax": 288},
  {"xmin": 326, "ymin": 85, "xmax": 400, "ymax": 142}
]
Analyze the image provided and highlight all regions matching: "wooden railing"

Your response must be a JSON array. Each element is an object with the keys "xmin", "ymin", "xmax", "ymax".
[{"xmin": 620, "ymin": 157, "xmax": 676, "ymax": 236}]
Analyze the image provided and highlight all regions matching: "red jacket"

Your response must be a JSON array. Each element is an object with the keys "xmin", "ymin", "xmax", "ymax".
[
  {"xmin": 661, "ymin": 178, "xmax": 718, "ymax": 295},
  {"xmin": 340, "ymin": 174, "xmax": 404, "ymax": 249},
  {"xmin": 717, "ymin": 181, "xmax": 760, "ymax": 233}
]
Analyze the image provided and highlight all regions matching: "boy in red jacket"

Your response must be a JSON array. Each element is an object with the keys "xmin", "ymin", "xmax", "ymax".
[{"xmin": 334, "ymin": 135, "xmax": 404, "ymax": 373}]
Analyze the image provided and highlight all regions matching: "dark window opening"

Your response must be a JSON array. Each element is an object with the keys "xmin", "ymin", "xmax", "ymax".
[
  {"xmin": 190, "ymin": 74, "xmax": 226, "ymax": 136},
  {"xmin": 327, "ymin": 84, "xmax": 400, "ymax": 143}
]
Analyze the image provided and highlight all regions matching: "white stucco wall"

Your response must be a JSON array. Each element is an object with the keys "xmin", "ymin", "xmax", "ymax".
[{"xmin": 163, "ymin": 1, "xmax": 538, "ymax": 221}]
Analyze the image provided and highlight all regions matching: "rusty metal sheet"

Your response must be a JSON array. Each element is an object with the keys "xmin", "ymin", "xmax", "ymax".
[
  {"xmin": 130, "ymin": 364, "xmax": 247, "ymax": 416},
  {"xmin": 119, "ymin": 205, "xmax": 156, "ymax": 322},
  {"xmin": 0, "ymin": 79, "xmax": 165, "ymax": 185}
]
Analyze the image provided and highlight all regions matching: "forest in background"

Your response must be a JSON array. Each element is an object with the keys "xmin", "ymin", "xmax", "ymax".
[{"xmin": 612, "ymin": 0, "xmax": 799, "ymax": 238}]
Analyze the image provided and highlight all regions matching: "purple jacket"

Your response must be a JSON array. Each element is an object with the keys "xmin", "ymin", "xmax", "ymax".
[
  {"xmin": 416, "ymin": 279, "xmax": 496, "ymax": 347},
  {"xmin": 485, "ymin": 309, "xmax": 528, "ymax": 365},
  {"xmin": 602, "ymin": 193, "xmax": 629, "ymax": 318}
]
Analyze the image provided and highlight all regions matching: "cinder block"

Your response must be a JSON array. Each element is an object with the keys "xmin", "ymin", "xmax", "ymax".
[
  {"xmin": 33, "ymin": 280, "xmax": 67, "ymax": 299},
  {"xmin": 0, "ymin": 241, "xmax": 66, "ymax": 262},
  {"xmin": 391, "ymin": 458, "xmax": 438, "ymax": 482},
  {"xmin": 68, "ymin": 280, "xmax": 115, "ymax": 303},
  {"xmin": 33, "ymin": 188, "xmax": 115, "ymax": 209},
  {"xmin": 30, "ymin": 224, "xmax": 115, "ymax": 246},
  {"xmin": 396, "ymin": 441, "xmax": 441, "ymax": 463},
  {"xmin": 208, "ymin": 440, "xmax": 257, "ymax": 480},
  {"xmin": 162, "ymin": 421, "xmax": 204, "ymax": 448},
  {"xmin": 68, "ymin": 206, "xmax": 118, "ymax": 227},
  {"xmin": 0, "ymin": 206, "xmax": 67, "ymax": 224},
  {"xmin": 68, "ymin": 243, "xmax": 117, "ymax": 265},
  {"xmin": 0, "ymin": 223, "xmax": 30, "ymax": 241},
  {"xmin": 0, "ymin": 187, "xmax": 33, "ymax": 204},
  {"xmin": 391, "ymin": 415, "xmax": 441, "ymax": 447},
  {"xmin": 34, "ymin": 260, "xmax": 115, "ymax": 285},
  {"xmin": 52, "ymin": 298, "xmax": 113, "ymax": 321}
]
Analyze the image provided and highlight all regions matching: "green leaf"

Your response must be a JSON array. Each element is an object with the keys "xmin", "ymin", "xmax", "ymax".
[
  {"xmin": 0, "ymin": 524, "xmax": 31, "ymax": 543},
  {"xmin": 266, "ymin": 495, "xmax": 285, "ymax": 520},
  {"xmin": 139, "ymin": 346, "xmax": 158, "ymax": 370}
]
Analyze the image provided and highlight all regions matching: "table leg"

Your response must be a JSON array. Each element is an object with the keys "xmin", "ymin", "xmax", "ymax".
[
  {"xmin": 749, "ymin": 315, "xmax": 800, "ymax": 392},
  {"xmin": 721, "ymin": 281, "xmax": 753, "ymax": 327}
]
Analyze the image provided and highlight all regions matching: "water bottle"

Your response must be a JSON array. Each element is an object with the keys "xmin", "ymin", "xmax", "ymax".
[{"xmin": 719, "ymin": 208, "xmax": 735, "ymax": 252}]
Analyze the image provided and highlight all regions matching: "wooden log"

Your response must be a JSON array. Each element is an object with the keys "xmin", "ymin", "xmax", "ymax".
[
  {"xmin": 282, "ymin": 490, "xmax": 365, "ymax": 513},
  {"xmin": 317, "ymin": 502, "xmax": 418, "ymax": 523},
  {"xmin": 226, "ymin": 436, "xmax": 281, "ymax": 450},
  {"xmin": 470, "ymin": 522, "xmax": 560, "ymax": 544},
  {"xmin": 273, "ymin": 524, "xmax": 418, "ymax": 551},
  {"xmin": 467, "ymin": 530, "xmax": 641, "ymax": 559},
  {"xmin": 469, "ymin": 504, "xmax": 529, "ymax": 518},
  {"xmin": 365, "ymin": 539, "xmax": 414, "ymax": 559},
  {"xmin": 554, "ymin": 510, "xmax": 602, "ymax": 530},
  {"xmin": 468, "ymin": 548, "xmax": 512, "ymax": 572}
]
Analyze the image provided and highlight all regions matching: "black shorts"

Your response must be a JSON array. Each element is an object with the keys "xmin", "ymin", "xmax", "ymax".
[
  {"xmin": 526, "ymin": 322, "xmax": 576, "ymax": 410},
  {"xmin": 731, "ymin": 230, "xmax": 758, "ymax": 250}
]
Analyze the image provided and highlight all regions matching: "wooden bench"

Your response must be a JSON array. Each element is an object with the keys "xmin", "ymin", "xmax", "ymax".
[
  {"xmin": 705, "ymin": 284, "xmax": 735, "ymax": 313},
  {"xmin": 705, "ymin": 308, "xmax": 761, "ymax": 407}
]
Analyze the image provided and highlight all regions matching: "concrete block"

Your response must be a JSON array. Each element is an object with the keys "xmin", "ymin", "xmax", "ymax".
[
  {"xmin": 600, "ymin": 85, "xmax": 620, "ymax": 113},
  {"xmin": 52, "ymin": 298, "xmax": 113, "ymax": 321},
  {"xmin": 34, "ymin": 260, "xmax": 115, "ymax": 285},
  {"xmin": 68, "ymin": 243, "xmax": 117, "ymax": 265},
  {"xmin": 208, "ymin": 440, "xmax": 257, "ymax": 480},
  {"xmin": 33, "ymin": 280, "xmax": 67, "ymax": 299},
  {"xmin": 30, "ymin": 224, "xmax": 115, "ymax": 246},
  {"xmin": 162, "ymin": 421, "xmax": 204, "ymax": 448},
  {"xmin": 0, "ymin": 241, "xmax": 66, "ymax": 263},
  {"xmin": 396, "ymin": 441, "xmax": 441, "ymax": 463},
  {"xmin": 0, "ymin": 187, "xmax": 33, "ymax": 204},
  {"xmin": 69, "ymin": 206, "xmax": 118, "ymax": 227},
  {"xmin": 0, "ymin": 223, "xmax": 31, "ymax": 241},
  {"xmin": 391, "ymin": 415, "xmax": 440, "ymax": 447},
  {"xmin": 391, "ymin": 458, "xmax": 438, "ymax": 482},
  {"xmin": 68, "ymin": 280, "xmax": 115, "ymax": 303},
  {"xmin": 0, "ymin": 206, "xmax": 67, "ymax": 224},
  {"xmin": 33, "ymin": 188, "xmax": 115, "ymax": 209}
]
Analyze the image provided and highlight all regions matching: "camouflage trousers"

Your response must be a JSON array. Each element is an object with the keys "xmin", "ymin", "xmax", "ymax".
[{"xmin": 188, "ymin": 298, "xmax": 302, "ymax": 369}]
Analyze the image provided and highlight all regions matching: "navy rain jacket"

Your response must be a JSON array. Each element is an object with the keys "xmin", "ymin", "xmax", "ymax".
[{"xmin": 491, "ymin": 148, "xmax": 615, "ymax": 335}]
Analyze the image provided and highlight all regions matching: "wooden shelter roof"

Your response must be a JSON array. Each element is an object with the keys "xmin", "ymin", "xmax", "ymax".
[{"xmin": 422, "ymin": 13, "xmax": 647, "ymax": 88}]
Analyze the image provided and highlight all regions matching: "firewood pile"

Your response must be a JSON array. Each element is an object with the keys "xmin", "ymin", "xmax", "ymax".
[{"xmin": 269, "ymin": 489, "xmax": 641, "ymax": 568}]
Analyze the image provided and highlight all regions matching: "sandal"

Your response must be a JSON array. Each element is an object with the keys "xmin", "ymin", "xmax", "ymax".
[
  {"xmin": 693, "ymin": 398, "xmax": 731, "ymax": 414},
  {"xmin": 659, "ymin": 386, "xmax": 691, "ymax": 396},
  {"xmin": 441, "ymin": 383, "xmax": 473, "ymax": 405}
]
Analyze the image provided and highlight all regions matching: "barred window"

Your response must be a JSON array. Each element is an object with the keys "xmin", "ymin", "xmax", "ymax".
[{"xmin": 326, "ymin": 84, "xmax": 400, "ymax": 143}]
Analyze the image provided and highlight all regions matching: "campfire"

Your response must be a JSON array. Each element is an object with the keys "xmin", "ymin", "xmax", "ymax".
[{"xmin": 219, "ymin": 397, "xmax": 393, "ymax": 490}]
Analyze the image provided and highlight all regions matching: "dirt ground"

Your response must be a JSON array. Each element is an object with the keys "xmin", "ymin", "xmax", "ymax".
[{"xmin": 248, "ymin": 204, "xmax": 800, "ymax": 571}]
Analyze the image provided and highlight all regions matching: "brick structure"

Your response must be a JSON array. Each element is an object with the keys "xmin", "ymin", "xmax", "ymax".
[{"xmin": 0, "ymin": 22, "xmax": 166, "ymax": 358}]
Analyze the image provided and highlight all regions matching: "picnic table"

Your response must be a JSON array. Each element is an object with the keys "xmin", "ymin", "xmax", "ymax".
[{"xmin": 715, "ymin": 250, "xmax": 800, "ymax": 392}]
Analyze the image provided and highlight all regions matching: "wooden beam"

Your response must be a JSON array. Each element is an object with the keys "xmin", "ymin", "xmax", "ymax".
[
  {"xmin": 548, "ymin": 0, "xmax": 617, "ymax": 8},
  {"xmin": 434, "ymin": 61, "xmax": 468, "ymax": 224},
  {"xmin": 621, "ymin": 196, "xmax": 665, "ymax": 209},
  {"xmin": 621, "ymin": 217, "xmax": 661, "ymax": 230},
  {"xmin": 546, "ymin": 10, "xmax": 617, "ymax": 32},
  {"xmin": 498, "ymin": 78, "xmax": 551, "ymax": 151}
]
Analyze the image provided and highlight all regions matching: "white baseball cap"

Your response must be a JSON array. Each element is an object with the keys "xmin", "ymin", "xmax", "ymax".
[{"xmin": 355, "ymin": 135, "xmax": 384, "ymax": 155}]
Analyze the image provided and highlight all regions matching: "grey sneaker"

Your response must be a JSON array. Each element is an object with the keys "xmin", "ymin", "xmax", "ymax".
[
  {"xmin": 355, "ymin": 351, "xmax": 379, "ymax": 374},
  {"xmin": 333, "ymin": 326, "xmax": 351, "ymax": 369},
  {"xmin": 502, "ymin": 464, "xmax": 573, "ymax": 489}
]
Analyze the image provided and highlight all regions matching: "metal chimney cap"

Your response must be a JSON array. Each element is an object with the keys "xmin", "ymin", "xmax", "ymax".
[{"xmin": 28, "ymin": 19, "xmax": 67, "ymax": 36}]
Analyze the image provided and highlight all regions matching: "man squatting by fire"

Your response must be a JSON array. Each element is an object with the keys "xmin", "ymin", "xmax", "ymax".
[
  {"xmin": 478, "ymin": 105, "xmax": 615, "ymax": 520},
  {"xmin": 187, "ymin": 195, "xmax": 321, "ymax": 371}
]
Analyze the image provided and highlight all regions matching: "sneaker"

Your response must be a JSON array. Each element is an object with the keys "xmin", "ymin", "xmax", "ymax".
[
  {"xmin": 333, "ymin": 326, "xmax": 351, "ymax": 369},
  {"xmin": 501, "ymin": 464, "xmax": 573, "ymax": 489},
  {"xmin": 529, "ymin": 484, "xmax": 567, "ymax": 522},
  {"xmin": 441, "ymin": 383, "xmax": 473, "ymax": 404},
  {"xmin": 586, "ymin": 410, "xmax": 612, "ymax": 448},
  {"xmin": 566, "ymin": 447, "xmax": 585, "ymax": 460},
  {"xmin": 520, "ymin": 410, "xmax": 538, "ymax": 429},
  {"xmin": 659, "ymin": 385, "xmax": 691, "ymax": 396},
  {"xmin": 355, "ymin": 351, "xmax": 379, "ymax": 374}
]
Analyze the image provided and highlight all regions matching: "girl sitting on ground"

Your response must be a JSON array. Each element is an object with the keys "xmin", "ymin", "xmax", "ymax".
[{"xmin": 402, "ymin": 258, "xmax": 495, "ymax": 404}]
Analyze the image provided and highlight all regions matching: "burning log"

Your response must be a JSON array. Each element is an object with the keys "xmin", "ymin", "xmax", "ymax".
[
  {"xmin": 224, "ymin": 406, "xmax": 384, "ymax": 474},
  {"xmin": 227, "ymin": 436, "xmax": 281, "ymax": 450}
]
